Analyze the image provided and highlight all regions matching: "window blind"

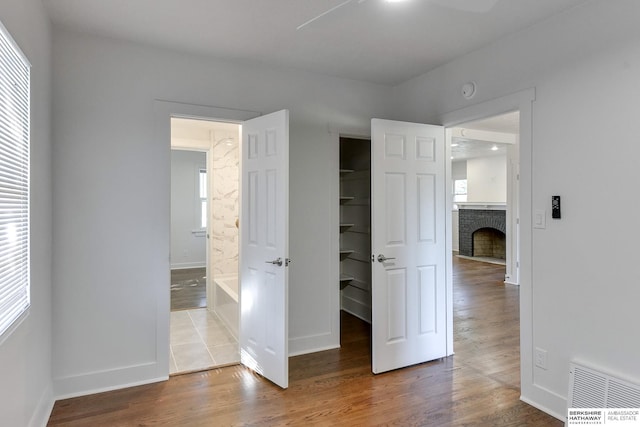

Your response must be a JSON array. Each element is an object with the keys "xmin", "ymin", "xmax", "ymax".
[{"xmin": 0, "ymin": 20, "xmax": 30, "ymax": 340}]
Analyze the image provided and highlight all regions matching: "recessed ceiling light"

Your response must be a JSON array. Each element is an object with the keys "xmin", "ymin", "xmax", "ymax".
[
  {"xmin": 451, "ymin": 143, "xmax": 459, "ymax": 147},
  {"xmin": 386, "ymin": 0, "xmax": 408, "ymax": 3},
  {"xmin": 491, "ymin": 145, "xmax": 498, "ymax": 151}
]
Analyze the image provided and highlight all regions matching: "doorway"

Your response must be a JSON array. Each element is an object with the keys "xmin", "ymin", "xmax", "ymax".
[
  {"xmin": 169, "ymin": 117, "xmax": 241, "ymax": 374},
  {"xmin": 170, "ymin": 149, "xmax": 207, "ymax": 311},
  {"xmin": 339, "ymin": 136, "xmax": 372, "ymax": 324},
  {"xmin": 449, "ymin": 111, "xmax": 519, "ymax": 283},
  {"xmin": 447, "ymin": 110, "xmax": 522, "ymax": 392}
]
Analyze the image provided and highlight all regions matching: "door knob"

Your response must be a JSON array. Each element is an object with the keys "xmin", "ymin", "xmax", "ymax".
[
  {"xmin": 377, "ymin": 254, "xmax": 396, "ymax": 263},
  {"xmin": 265, "ymin": 257, "xmax": 283, "ymax": 266}
]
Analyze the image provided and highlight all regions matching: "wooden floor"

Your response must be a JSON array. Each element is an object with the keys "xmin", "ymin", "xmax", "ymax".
[
  {"xmin": 171, "ymin": 268, "xmax": 206, "ymax": 311},
  {"xmin": 48, "ymin": 257, "xmax": 562, "ymax": 426}
]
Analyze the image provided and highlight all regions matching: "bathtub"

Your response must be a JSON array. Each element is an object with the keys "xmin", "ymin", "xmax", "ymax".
[{"xmin": 213, "ymin": 275, "xmax": 239, "ymax": 339}]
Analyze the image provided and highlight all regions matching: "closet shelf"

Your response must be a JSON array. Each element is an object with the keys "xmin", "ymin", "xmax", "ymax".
[
  {"xmin": 340, "ymin": 196, "xmax": 355, "ymax": 204},
  {"xmin": 342, "ymin": 252, "xmax": 371, "ymax": 263},
  {"xmin": 340, "ymin": 223, "xmax": 355, "ymax": 232},
  {"xmin": 340, "ymin": 249, "xmax": 355, "ymax": 260},
  {"xmin": 346, "ymin": 278, "xmax": 370, "ymax": 292},
  {"xmin": 340, "ymin": 198, "xmax": 370, "ymax": 206},
  {"xmin": 342, "ymin": 225, "xmax": 370, "ymax": 235},
  {"xmin": 340, "ymin": 274, "xmax": 355, "ymax": 282}
]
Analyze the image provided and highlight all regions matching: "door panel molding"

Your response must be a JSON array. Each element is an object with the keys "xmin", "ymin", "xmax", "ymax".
[
  {"xmin": 239, "ymin": 110, "xmax": 289, "ymax": 389},
  {"xmin": 371, "ymin": 118, "xmax": 447, "ymax": 374}
]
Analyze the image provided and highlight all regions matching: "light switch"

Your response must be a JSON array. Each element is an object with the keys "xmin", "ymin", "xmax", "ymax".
[{"xmin": 534, "ymin": 209, "xmax": 546, "ymax": 229}]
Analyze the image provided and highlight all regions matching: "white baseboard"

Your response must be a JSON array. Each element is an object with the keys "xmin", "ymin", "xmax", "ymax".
[
  {"xmin": 54, "ymin": 362, "xmax": 168, "ymax": 400},
  {"xmin": 288, "ymin": 343, "xmax": 340, "ymax": 357},
  {"xmin": 520, "ymin": 382, "xmax": 568, "ymax": 423},
  {"xmin": 170, "ymin": 262, "xmax": 206, "ymax": 270},
  {"xmin": 29, "ymin": 384, "xmax": 55, "ymax": 427},
  {"xmin": 289, "ymin": 331, "xmax": 338, "ymax": 357},
  {"xmin": 520, "ymin": 395, "xmax": 566, "ymax": 423},
  {"xmin": 341, "ymin": 295, "xmax": 371, "ymax": 323}
]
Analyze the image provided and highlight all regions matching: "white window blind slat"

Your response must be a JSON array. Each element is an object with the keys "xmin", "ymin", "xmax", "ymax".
[
  {"xmin": 0, "ymin": 127, "xmax": 28, "ymax": 153},
  {"xmin": 0, "ymin": 19, "xmax": 30, "ymax": 340},
  {"xmin": 0, "ymin": 247, "xmax": 29, "ymax": 269}
]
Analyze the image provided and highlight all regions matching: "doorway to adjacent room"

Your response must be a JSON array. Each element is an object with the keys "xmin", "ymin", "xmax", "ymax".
[{"xmin": 169, "ymin": 118, "xmax": 241, "ymax": 375}]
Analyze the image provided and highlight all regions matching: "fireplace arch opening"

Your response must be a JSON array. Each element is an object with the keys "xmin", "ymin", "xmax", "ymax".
[{"xmin": 472, "ymin": 227, "xmax": 506, "ymax": 259}]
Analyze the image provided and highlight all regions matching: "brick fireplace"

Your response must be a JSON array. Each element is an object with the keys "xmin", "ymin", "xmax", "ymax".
[{"xmin": 458, "ymin": 207, "xmax": 506, "ymax": 259}]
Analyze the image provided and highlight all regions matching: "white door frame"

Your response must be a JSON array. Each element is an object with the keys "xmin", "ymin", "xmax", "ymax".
[
  {"xmin": 439, "ymin": 89, "xmax": 536, "ymax": 402},
  {"xmin": 154, "ymin": 100, "xmax": 260, "ymax": 377}
]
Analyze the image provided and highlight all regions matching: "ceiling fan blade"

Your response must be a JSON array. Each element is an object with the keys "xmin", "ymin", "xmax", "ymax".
[
  {"xmin": 297, "ymin": 0, "xmax": 356, "ymax": 30},
  {"xmin": 428, "ymin": 0, "xmax": 499, "ymax": 13}
]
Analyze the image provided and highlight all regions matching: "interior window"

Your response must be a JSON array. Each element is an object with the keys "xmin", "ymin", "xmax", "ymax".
[
  {"xmin": 199, "ymin": 168, "xmax": 207, "ymax": 228},
  {"xmin": 0, "ymin": 20, "xmax": 31, "ymax": 341},
  {"xmin": 453, "ymin": 179, "xmax": 467, "ymax": 203}
]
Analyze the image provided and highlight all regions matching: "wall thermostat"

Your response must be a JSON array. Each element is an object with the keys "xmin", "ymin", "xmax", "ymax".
[
  {"xmin": 552, "ymin": 196, "xmax": 561, "ymax": 219},
  {"xmin": 461, "ymin": 81, "xmax": 476, "ymax": 99}
]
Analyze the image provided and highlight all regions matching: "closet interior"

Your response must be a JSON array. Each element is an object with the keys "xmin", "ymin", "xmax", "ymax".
[{"xmin": 339, "ymin": 137, "xmax": 372, "ymax": 323}]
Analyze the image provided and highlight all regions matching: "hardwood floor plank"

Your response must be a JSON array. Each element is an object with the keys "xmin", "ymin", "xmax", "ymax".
[
  {"xmin": 171, "ymin": 268, "xmax": 206, "ymax": 311},
  {"xmin": 48, "ymin": 256, "xmax": 562, "ymax": 426}
]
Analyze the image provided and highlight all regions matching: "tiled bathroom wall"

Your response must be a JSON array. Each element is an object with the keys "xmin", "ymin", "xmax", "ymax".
[{"xmin": 211, "ymin": 132, "xmax": 239, "ymax": 277}]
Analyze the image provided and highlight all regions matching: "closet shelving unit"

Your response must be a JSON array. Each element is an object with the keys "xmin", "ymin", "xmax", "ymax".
[
  {"xmin": 339, "ymin": 138, "xmax": 372, "ymax": 321},
  {"xmin": 339, "ymin": 168, "xmax": 356, "ymax": 267}
]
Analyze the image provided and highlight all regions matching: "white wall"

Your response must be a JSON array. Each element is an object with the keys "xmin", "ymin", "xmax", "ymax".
[
  {"xmin": 392, "ymin": 0, "xmax": 640, "ymax": 419},
  {"xmin": 51, "ymin": 29, "xmax": 389, "ymax": 396},
  {"xmin": 451, "ymin": 160, "xmax": 467, "ymax": 181},
  {"xmin": 170, "ymin": 150, "xmax": 207, "ymax": 269},
  {"xmin": 466, "ymin": 155, "xmax": 506, "ymax": 203},
  {"xmin": 0, "ymin": 1, "xmax": 53, "ymax": 426}
]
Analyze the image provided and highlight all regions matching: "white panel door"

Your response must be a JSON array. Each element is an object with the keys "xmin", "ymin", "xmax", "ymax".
[
  {"xmin": 371, "ymin": 118, "xmax": 447, "ymax": 374},
  {"xmin": 240, "ymin": 110, "xmax": 289, "ymax": 388}
]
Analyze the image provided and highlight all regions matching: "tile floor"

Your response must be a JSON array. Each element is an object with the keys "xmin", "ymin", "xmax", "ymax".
[{"xmin": 170, "ymin": 308, "xmax": 240, "ymax": 374}]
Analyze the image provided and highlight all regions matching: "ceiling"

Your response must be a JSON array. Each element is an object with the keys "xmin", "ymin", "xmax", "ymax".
[
  {"xmin": 451, "ymin": 111, "xmax": 518, "ymax": 161},
  {"xmin": 44, "ymin": 0, "xmax": 589, "ymax": 85},
  {"xmin": 451, "ymin": 139, "xmax": 508, "ymax": 161}
]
